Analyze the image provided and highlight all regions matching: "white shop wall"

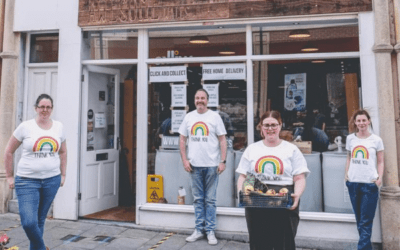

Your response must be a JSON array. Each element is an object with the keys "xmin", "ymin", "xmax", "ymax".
[{"xmin": 14, "ymin": 0, "xmax": 82, "ymax": 220}]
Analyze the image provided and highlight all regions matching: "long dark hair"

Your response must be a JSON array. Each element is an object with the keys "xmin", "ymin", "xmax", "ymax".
[
  {"xmin": 34, "ymin": 93, "xmax": 53, "ymax": 107},
  {"xmin": 348, "ymin": 109, "xmax": 372, "ymax": 133},
  {"xmin": 257, "ymin": 110, "xmax": 282, "ymax": 139}
]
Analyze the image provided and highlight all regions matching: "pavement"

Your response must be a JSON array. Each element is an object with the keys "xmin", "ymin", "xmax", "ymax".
[{"xmin": 0, "ymin": 213, "xmax": 318, "ymax": 250}]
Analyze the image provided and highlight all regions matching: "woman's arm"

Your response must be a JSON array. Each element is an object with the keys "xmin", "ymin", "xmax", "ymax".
[
  {"xmin": 374, "ymin": 150, "xmax": 384, "ymax": 186},
  {"xmin": 345, "ymin": 151, "xmax": 351, "ymax": 181},
  {"xmin": 59, "ymin": 141, "xmax": 67, "ymax": 187},
  {"xmin": 4, "ymin": 136, "xmax": 22, "ymax": 189},
  {"xmin": 290, "ymin": 173, "xmax": 306, "ymax": 210}
]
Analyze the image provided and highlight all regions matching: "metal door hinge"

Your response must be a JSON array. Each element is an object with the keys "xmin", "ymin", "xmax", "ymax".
[
  {"xmin": 81, "ymin": 75, "xmax": 84, "ymax": 82},
  {"xmin": 78, "ymin": 193, "xmax": 82, "ymax": 200}
]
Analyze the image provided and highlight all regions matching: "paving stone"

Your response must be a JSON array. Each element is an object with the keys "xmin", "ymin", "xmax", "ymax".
[
  {"xmin": 221, "ymin": 240, "xmax": 250, "ymax": 250},
  {"xmin": 56, "ymin": 220, "xmax": 97, "ymax": 231},
  {"xmin": 57, "ymin": 237, "xmax": 101, "ymax": 249},
  {"xmin": 180, "ymin": 238, "xmax": 228, "ymax": 250},
  {"xmin": 153, "ymin": 234, "xmax": 187, "ymax": 250},
  {"xmin": 44, "ymin": 227, "xmax": 86, "ymax": 240},
  {"xmin": 44, "ymin": 219, "xmax": 64, "ymax": 231},
  {"xmin": 98, "ymin": 237, "xmax": 149, "ymax": 249},
  {"xmin": 3, "ymin": 227, "xmax": 29, "ymax": 246},
  {"xmin": 80, "ymin": 224, "xmax": 127, "ymax": 237},
  {"xmin": 119, "ymin": 228, "xmax": 159, "ymax": 239},
  {"xmin": 136, "ymin": 232, "xmax": 172, "ymax": 250}
]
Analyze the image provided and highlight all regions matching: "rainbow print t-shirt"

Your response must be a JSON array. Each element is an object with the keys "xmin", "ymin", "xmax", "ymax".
[
  {"xmin": 178, "ymin": 110, "xmax": 226, "ymax": 167},
  {"xmin": 345, "ymin": 133, "xmax": 384, "ymax": 183},
  {"xmin": 13, "ymin": 119, "xmax": 65, "ymax": 179},
  {"xmin": 236, "ymin": 140, "xmax": 310, "ymax": 185}
]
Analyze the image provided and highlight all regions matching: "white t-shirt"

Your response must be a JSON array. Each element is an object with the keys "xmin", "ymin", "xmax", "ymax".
[
  {"xmin": 346, "ymin": 133, "xmax": 384, "ymax": 183},
  {"xmin": 236, "ymin": 140, "xmax": 310, "ymax": 185},
  {"xmin": 14, "ymin": 119, "xmax": 66, "ymax": 179},
  {"xmin": 179, "ymin": 110, "xmax": 227, "ymax": 167}
]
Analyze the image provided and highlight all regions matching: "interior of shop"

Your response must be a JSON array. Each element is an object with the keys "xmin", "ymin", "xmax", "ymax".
[{"xmin": 79, "ymin": 23, "xmax": 361, "ymax": 222}]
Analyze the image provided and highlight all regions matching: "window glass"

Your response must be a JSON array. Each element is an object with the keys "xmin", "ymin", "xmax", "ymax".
[
  {"xmin": 253, "ymin": 26, "xmax": 359, "ymax": 55},
  {"xmin": 147, "ymin": 63, "xmax": 247, "ymax": 206},
  {"xmin": 29, "ymin": 33, "xmax": 59, "ymax": 63},
  {"xmin": 253, "ymin": 58, "xmax": 361, "ymax": 213},
  {"xmin": 149, "ymin": 27, "xmax": 246, "ymax": 58},
  {"xmin": 83, "ymin": 30, "xmax": 138, "ymax": 60}
]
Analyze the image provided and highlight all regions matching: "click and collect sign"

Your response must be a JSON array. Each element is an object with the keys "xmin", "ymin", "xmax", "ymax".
[
  {"xmin": 202, "ymin": 63, "xmax": 246, "ymax": 80},
  {"xmin": 149, "ymin": 66, "xmax": 187, "ymax": 82}
]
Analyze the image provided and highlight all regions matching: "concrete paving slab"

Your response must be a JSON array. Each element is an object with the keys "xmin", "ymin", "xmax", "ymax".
[
  {"xmin": 3, "ymin": 227, "xmax": 29, "ymax": 246},
  {"xmin": 56, "ymin": 220, "xmax": 97, "ymax": 231},
  {"xmin": 52, "ymin": 245, "xmax": 89, "ymax": 250},
  {"xmin": 44, "ymin": 219, "xmax": 64, "ymax": 231},
  {"xmin": 221, "ymin": 240, "xmax": 250, "ymax": 250},
  {"xmin": 44, "ymin": 227, "xmax": 86, "ymax": 240},
  {"xmin": 136, "ymin": 233, "xmax": 172, "ymax": 250},
  {"xmin": 119, "ymin": 228, "xmax": 159, "ymax": 239},
  {"xmin": 153, "ymin": 234, "xmax": 188, "ymax": 250},
  {"xmin": 80, "ymin": 224, "xmax": 128, "ymax": 237},
  {"xmin": 180, "ymin": 238, "xmax": 228, "ymax": 250},
  {"xmin": 98, "ymin": 237, "xmax": 149, "ymax": 249},
  {"xmin": 57, "ymin": 237, "xmax": 101, "ymax": 249}
]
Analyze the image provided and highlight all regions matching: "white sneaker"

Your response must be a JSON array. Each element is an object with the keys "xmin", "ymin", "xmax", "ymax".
[
  {"xmin": 207, "ymin": 231, "xmax": 218, "ymax": 245},
  {"xmin": 186, "ymin": 229, "xmax": 204, "ymax": 242}
]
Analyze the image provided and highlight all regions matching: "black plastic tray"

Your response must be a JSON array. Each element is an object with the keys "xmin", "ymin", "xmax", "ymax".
[{"xmin": 239, "ymin": 191, "xmax": 293, "ymax": 208}]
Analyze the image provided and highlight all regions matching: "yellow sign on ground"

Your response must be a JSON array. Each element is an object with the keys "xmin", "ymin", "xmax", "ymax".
[{"xmin": 147, "ymin": 175, "xmax": 164, "ymax": 203}]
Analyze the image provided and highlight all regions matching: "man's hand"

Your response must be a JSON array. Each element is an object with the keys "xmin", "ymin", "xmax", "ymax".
[
  {"xmin": 218, "ymin": 163, "xmax": 226, "ymax": 174},
  {"xmin": 6, "ymin": 176, "xmax": 14, "ymax": 189},
  {"xmin": 183, "ymin": 159, "xmax": 192, "ymax": 172}
]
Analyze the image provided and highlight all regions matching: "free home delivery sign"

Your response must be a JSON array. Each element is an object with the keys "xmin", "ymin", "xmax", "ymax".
[
  {"xmin": 149, "ymin": 66, "xmax": 187, "ymax": 82},
  {"xmin": 202, "ymin": 63, "xmax": 246, "ymax": 80}
]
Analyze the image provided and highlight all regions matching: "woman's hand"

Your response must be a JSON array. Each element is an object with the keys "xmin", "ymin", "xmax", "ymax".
[
  {"xmin": 61, "ymin": 175, "xmax": 66, "ymax": 187},
  {"xmin": 373, "ymin": 177, "xmax": 382, "ymax": 187},
  {"xmin": 6, "ymin": 176, "xmax": 15, "ymax": 189},
  {"xmin": 289, "ymin": 193, "xmax": 300, "ymax": 210}
]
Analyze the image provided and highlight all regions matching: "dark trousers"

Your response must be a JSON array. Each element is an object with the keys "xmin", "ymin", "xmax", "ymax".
[
  {"xmin": 346, "ymin": 181, "xmax": 379, "ymax": 250},
  {"xmin": 245, "ymin": 206, "xmax": 299, "ymax": 250}
]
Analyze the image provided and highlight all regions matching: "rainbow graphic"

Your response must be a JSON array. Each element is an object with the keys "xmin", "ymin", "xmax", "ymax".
[
  {"xmin": 352, "ymin": 145, "xmax": 369, "ymax": 159},
  {"xmin": 33, "ymin": 136, "xmax": 59, "ymax": 153},
  {"xmin": 255, "ymin": 155, "xmax": 284, "ymax": 175},
  {"xmin": 191, "ymin": 122, "xmax": 209, "ymax": 136}
]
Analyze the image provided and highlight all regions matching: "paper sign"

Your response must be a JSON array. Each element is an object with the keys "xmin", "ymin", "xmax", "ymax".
[
  {"xmin": 94, "ymin": 113, "xmax": 106, "ymax": 128},
  {"xmin": 171, "ymin": 85, "xmax": 187, "ymax": 107},
  {"xmin": 171, "ymin": 110, "xmax": 186, "ymax": 132},
  {"xmin": 149, "ymin": 66, "xmax": 187, "ymax": 82},
  {"xmin": 202, "ymin": 63, "xmax": 246, "ymax": 80},
  {"xmin": 203, "ymin": 84, "xmax": 219, "ymax": 107},
  {"xmin": 284, "ymin": 73, "xmax": 306, "ymax": 111}
]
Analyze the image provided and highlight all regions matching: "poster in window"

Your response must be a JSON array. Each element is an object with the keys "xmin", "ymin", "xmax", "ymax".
[
  {"xmin": 171, "ymin": 110, "xmax": 187, "ymax": 132},
  {"xmin": 171, "ymin": 84, "xmax": 187, "ymax": 107},
  {"xmin": 284, "ymin": 73, "xmax": 306, "ymax": 111},
  {"xmin": 203, "ymin": 83, "xmax": 219, "ymax": 107}
]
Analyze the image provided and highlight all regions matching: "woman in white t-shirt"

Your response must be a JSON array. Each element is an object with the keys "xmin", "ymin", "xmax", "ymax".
[
  {"xmin": 236, "ymin": 110, "xmax": 310, "ymax": 250},
  {"xmin": 4, "ymin": 94, "xmax": 67, "ymax": 250},
  {"xmin": 345, "ymin": 110, "xmax": 384, "ymax": 250}
]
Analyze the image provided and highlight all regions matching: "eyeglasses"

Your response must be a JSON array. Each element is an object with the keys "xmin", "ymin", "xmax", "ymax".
[
  {"xmin": 262, "ymin": 123, "xmax": 280, "ymax": 129},
  {"xmin": 37, "ymin": 106, "xmax": 53, "ymax": 110}
]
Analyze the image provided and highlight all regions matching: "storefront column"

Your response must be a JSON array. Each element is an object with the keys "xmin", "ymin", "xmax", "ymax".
[
  {"xmin": 373, "ymin": 0, "xmax": 400, "ymax": 249},
  {"xmin": 0, "ymin": 0, "xmax": 20, "ymax": 214}
]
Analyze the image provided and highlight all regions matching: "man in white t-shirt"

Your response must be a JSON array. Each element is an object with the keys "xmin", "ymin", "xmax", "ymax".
[{"xmin": 179, "ymin": 89, "xmax": 227, "ymax": 245}]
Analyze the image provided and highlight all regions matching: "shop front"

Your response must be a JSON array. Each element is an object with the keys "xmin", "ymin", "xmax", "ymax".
[{"xmin": 8, "ymin": 0, "xmax": 396, "ymax": 248}]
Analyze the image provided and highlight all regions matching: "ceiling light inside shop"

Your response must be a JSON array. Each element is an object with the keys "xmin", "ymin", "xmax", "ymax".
[
  {"xmin": 301, "ymin": 42, "xmax": 319, "ymax": 52},
  {"xmin": 289, "ymin": 29, "xmax": 310, "ymax": 38},
  {"xmin": 219, "ymin": 47, "xmax": 235, "ymax": 55},
  {"xmin": 189, "ymin": 35, "xmax": 210, "ymax": 44},
  {"xmin": 311, "ymin": 60, "xmax": 326, "ymax": 63}
]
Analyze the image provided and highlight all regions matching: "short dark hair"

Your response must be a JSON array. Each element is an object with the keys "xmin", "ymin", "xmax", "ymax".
[
  {"xmin": 257, "ymin": 110, "xmax": 282, "ymax": 139},
  {"xmin": 35, "ymin": 93, "xmax": 53, "ymax": 107},
  {"xmin": 195, "ymin": 88, "xmax": 209, "ymax": 100},
  {"xmin": 349, "ymin": 109, "xmax": 372, "ymax": 133}
]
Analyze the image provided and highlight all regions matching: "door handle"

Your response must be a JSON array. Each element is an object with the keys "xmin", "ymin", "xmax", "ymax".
[{"xmin": 117, "ymin": 137, "xmax": 121, "ymax": 150}]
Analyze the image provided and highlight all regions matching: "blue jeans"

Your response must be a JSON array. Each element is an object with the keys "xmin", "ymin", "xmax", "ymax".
[
  {"xmin": 346, "ymin": 181, "xmax": 379, "ymax": 250},
  {"xmin": 15, "ymin": 175, "xmax": 61, "ymax": 250},
  {"xmin": 190, "ymin": 166, "xmax": 219, "ymax": 233}
]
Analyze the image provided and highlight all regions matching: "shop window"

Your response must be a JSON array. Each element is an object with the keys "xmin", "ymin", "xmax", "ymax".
[
  {"xmin": 253, "ymin": 58, "xmax": 361, "ymax": 214},
  {"xmin": 147, "ymin": 63, "xmax": 247, "ymax": 206},
  {"xmin": 149, "ymin": 27, "xmax": 246, "ymax": 58},
  {"xmin": 253, "ymin": 26, "xmax": 359, "ymax": 55},
  {"xmin": 29, "ymin": 33, "xmax": 59, "ymax": 63},
  {"xmin": 82, "ymin": 30, "xmax": 138, "ymax": 60}
]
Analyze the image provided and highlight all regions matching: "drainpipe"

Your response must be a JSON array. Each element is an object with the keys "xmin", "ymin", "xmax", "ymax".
[
  {"xmin": 0, "ymin": 0, "xmax": 20, "ymax": 213},
  {"xmin": 374, "ymin": 0, "xmax": 400, "ymax": 248},
  {"xmin": 0, "ymin": 0, "xmax": 5, "ymax": 90}
]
